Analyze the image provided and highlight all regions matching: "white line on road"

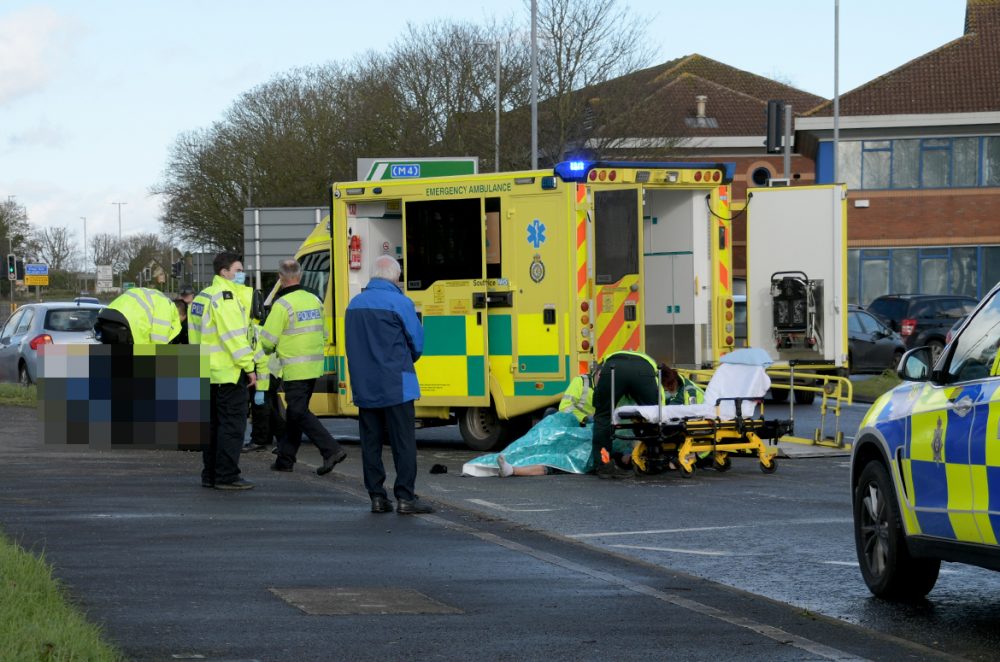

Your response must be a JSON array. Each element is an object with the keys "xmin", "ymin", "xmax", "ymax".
[
  {"xmin": 428, "ymin": 515, "xmax": 872, "ymax": 661},
  {"xmin": 611, "ymin": 544, "xmax": 730, "ymax": 557},
  {"xmin": 822, "ymin": 560, "xmax": 958, "ymax": 575},
  {"xmin": 570, "ymin": 525, "xmax": 748, "ymax": 538},
  {"xmin": 569, "ymin": 518, "xmax": 852, "ymax": 539},
  {"xmin": 466, "ymin": 498, "xmax": 555, "ymax": 513}
]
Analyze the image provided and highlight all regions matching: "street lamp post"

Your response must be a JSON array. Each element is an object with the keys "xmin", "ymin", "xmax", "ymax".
[
  {"xmin": 80, "ymin": 216, "xmax": 87, "ymax": 293},
  {"xmin": 478, "ymin": 40, "xmax": 502, "ymax": 172},
  {"xmin": 530, "ymin": 0, "xmax": 538, "ymax": 170}
]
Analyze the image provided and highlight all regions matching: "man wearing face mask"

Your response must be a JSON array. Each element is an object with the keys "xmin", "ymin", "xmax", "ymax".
[{"xmin": 188, "ymin": 251, "xmax": 258, "ymax": 490}]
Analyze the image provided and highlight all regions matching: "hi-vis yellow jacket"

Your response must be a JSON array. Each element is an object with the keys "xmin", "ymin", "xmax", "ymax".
[
  {"xmin": 237, "ymin": 286, "xmax": 271, "ymax": 392},
  {"xmin": 188, "ymin": 275, "xmax": 255, "ymax": 385},
  {"xmin": 558, "ymin": 375, "xmax": 594, "ymax": 423},
  {"xmin": 260, "ymin": 285, "xmax": 324, "ymax": 382},
  {"xmin": 106, "ymin": 287, "xmax": 180, "ymax": 344}
]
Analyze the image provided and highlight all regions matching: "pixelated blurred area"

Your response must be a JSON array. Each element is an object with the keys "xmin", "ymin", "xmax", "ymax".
[{"xmin": 39, "ymin": 345, "xmax": 210, "ymax": 451}]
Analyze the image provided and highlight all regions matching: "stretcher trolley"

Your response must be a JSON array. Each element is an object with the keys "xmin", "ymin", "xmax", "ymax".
[{"xmin": 612, "ymin": 355, "xmax": 792, "ymax": 478}]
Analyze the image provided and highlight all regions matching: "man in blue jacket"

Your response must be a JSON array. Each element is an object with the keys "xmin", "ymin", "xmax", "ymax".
[{"xmin": 345, "ymin": 254, "xmax": 431, "ymax": 515}]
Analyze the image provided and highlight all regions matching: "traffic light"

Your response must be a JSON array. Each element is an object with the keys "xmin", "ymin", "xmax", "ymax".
[
  {"xmin": 15, "ymin": 259, "xmax": 24, "ymax": 281},
  {"xmin": 766, "ymin": 100, "xmax": 783, "ymax": 153},
  {"xmin": 6, "ymin": 254, "xmax": 14, "ymax": 281},
  {"xmin": 171, "ymin": 259, "xmax": 183, "ymax": 278}
]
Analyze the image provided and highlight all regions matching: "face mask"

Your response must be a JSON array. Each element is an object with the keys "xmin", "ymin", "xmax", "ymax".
[{"xmin": 232, "ymin": 271, "xmax": 246, "ymax": 285}]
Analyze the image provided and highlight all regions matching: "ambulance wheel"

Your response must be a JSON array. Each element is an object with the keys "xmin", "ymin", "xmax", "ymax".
[
  {"xmin": 715, "ymin": 455, "xmax": 732, "ymax": 472},
  {"xmin": 770, "ymin": 388, "xmax": 789, "ymax": 403},
  {"xmin": 759, "ymin": 458, "xmax": 777, "ymax": 474},
  {"xmin": 678, "ymin": 463, "xmax": 695, "ymax": 479},
  {"xmin": 458, "ymin": 407, "xmax": 506, "ymax": 451},
  {"xmin": 854, "ymin": 461, "xmax": 939, "ymax": 600},
  {"xmin": 794, "ymin": 389, "xmax": 815, "ymax": 405}
]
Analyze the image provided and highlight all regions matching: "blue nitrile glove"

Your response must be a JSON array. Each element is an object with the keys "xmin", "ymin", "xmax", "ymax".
[{"xmin": 254, "ymin": 391, "xmax": 265, "ymax": 406}]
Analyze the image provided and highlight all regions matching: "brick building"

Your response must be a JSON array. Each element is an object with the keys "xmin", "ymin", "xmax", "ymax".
[
  {"xmin": 800, "ymin": 0, "xmax": 1000, "ymax": 304},
  {"xmin": 584, "ymin": 0, "xmax": 999, "ymax": 301}
]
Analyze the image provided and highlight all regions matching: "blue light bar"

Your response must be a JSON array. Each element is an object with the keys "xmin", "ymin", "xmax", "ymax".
[{"xmin": 553, "ymin": 160, "xmax": 736, "ymax": 184}]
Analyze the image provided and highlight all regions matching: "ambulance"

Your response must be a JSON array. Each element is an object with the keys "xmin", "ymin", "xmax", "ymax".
[{"xmin": 284, "ymin": 161, "xmax": 739, "ymax": 450}]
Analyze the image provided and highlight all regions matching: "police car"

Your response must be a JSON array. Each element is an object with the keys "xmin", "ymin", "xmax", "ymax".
[{"xmin": 851, "ymin": 283, "xmax": 1000, "ymax": 600}]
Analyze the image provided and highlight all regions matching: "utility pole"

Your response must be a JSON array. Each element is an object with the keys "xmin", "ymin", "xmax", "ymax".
[{"xmin": 111, "ymin": 201, "xmax": 127, "ymax": 239}]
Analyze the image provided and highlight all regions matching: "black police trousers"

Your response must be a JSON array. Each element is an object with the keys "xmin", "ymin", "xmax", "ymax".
[
  {"xmin": 203, "ymin": 374, "xmax": 249, "ymax": 485},
  {"xmin": 591, "ymin": 354, "xmax": 659, "ymax": 462},
  {"xmin": 273, "ymin": 378, "xmax": 344, "ymax": 469}
]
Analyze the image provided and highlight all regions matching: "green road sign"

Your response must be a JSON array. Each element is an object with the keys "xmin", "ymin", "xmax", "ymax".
[{"xmin": 358, "ymin": 157, "xmax": 478, "ymax": 181}]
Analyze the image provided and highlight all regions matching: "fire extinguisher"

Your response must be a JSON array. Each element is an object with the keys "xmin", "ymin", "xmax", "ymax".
[{"xmin": 349, "ymin": 235, "xmax": 362, "ymax": 271}]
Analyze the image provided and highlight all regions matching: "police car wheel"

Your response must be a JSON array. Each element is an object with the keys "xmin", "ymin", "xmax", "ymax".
[
  {"xmin": 854, "ymin": 461, "xmax": 940, "ymax": 600},
  {"xmin": 18, "ymin": 363, "xmax": 31, "ymax": 387}
]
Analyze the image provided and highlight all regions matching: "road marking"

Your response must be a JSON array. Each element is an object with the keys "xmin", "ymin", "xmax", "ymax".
[
  {"xmin": 822, "ymin": 560, "xmax": 958, "ymax": 575},
  {"xmin": 426, "ymin": 514, "xmax": 871, "ymax": 662},
  {"xmin": 611, "ymin": 544, "xmax": 729, "ymax": 556},
  {"xmin": 466, "ymin": 498, "xmax": 555, "ymax": 513},
  {"xmin": 569, "ymin": 518, "xmax": 852, "ymax": 539},
  {"xmin": 570, "ymin": 525, "xmax": 748, "ymax": 538}
]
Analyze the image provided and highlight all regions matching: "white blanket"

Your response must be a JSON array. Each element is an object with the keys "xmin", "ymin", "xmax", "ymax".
[{"xmin": 615, "ymin": 363, "xmax": 771, "ymax": 423}]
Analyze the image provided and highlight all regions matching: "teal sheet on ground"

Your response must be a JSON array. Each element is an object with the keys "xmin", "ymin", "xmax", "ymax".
[{"xmin": 465, "ymin": 412, "xmax": 631, "ymax": 475}]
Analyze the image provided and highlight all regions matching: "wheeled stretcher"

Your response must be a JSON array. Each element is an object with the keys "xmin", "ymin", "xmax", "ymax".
[{"xmin": 612, "ymin": 362, "xmax": 792, "ymax": 477}]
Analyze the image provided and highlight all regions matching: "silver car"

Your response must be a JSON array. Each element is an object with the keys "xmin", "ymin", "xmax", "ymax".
[{"xmin": 0, "ymin": 302, "xmax": 103, "ymax": 385}]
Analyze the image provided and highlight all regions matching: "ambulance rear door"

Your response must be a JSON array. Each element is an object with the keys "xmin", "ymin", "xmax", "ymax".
[
  {"xmin": 591, "ymin": 186, "xmax": 643, "ymax": 360},
  {"xmin": 402, "ymin": 195, "xmax": 490, "ymax": 406},
  {"xmin": 508, "ymin": 188, "xmax": 568, "ymax": 388}
]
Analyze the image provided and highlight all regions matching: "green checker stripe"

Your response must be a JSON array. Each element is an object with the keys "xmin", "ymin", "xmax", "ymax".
[
  {"xmin": 467, "ymin": 356, "xmax": 485, "ymax": 397},
  {"xmin": 519, "ymin": 355, "xmax": 560, "ymax": 373},
  {"xmin": 423, "ymin": 316, "xmax": 467, "ymax": 356},
  {"xmin": 514, "ymin": 357, "xmax": 571, "ymax": 396},
  {"xmin": 488, "ymin": 314, "xmax": 512, "ymax": 355}
]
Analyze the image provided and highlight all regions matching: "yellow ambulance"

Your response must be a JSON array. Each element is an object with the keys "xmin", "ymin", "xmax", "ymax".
[{"xmin": 286, "ymin": 161, "xmax": 736, "ymax": 449}]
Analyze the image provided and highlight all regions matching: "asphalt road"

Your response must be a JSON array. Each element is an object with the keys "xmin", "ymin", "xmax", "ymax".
[
  {"xmin": 0, "ymin": 404, "xmax": 963, "ymax": 662},
  {"xmin": 281, "ymin": 397, "xmax": 1000, "ymax": 661}
]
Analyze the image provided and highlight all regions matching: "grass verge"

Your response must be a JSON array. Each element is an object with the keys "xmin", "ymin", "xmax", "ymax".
[
  {"xmin": 0, "ymin": 383, "xmax": 36, "ymax": 407},
  {"xmin": 852, "ymin": 370, "xmax": 902, "ymax": 402},
  {"xmin": 0, "ymin": 533, "xmax": 122, "ymax": 661}
]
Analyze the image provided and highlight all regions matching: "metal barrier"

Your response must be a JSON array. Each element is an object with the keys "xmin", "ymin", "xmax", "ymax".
[{"xmin": 678, "ymin": 367, "xmax": 853, "ymax": 450}]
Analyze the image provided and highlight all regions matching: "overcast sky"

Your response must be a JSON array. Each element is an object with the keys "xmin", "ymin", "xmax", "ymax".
[{"xmin": 0, "ymin": 0, "xmax": 968, "ymax": 246}]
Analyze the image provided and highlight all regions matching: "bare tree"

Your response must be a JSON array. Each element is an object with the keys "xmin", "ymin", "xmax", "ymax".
[
  {"xmin": 27, "ymin": 226, "xmax": 77, "ymax": 271},
  {"xmin": 533, "ymin": 0, "xmax": 655, "ymax": 163},
  {"xmin": 90, "ymin": 233, "xmax": 124, "ymax": 273}
]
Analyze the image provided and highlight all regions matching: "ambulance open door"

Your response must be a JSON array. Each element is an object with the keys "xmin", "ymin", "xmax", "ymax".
[
  {"xmin": 402, "ymin": 197, "xmax": 490, "ymax": 406},
  {"xmin": 591, "ymin": 186, "xmax": 644, "ymax": 360}
]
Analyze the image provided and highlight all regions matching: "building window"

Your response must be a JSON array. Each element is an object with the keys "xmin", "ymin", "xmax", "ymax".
[
  {"xmin": 848, "ymin": 245, "xmax": 998, "ymax": 305},
  {"xmin": 836, "ymin": 136, "xmax": 1000, "ymax": 190},
  {"xmin": 750, "ymin": 167, "xmax": 772, "ymax": 186}
]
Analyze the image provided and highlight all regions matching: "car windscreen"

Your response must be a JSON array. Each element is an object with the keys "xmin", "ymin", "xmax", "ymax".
[
  {"xmin": 44, "ymin": 308, "xmax": 100, "ymax": 332},
  {"xmin": 867, "ymin": 298, "xmax": 907, "ymax": 321}
]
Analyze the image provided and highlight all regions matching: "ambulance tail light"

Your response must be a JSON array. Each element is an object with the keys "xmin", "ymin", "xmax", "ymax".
[
  {"xmin": 712, "ymin": 171, "xmax": 721, "ymax": 182},
  {"xmin": 694, "ymin": 171, "xmax": 702, "ymax": 182},
  {"xmin": 725, "ymin": 336, "xmax": 734, "ymax": 346},
  {"xmin": 30, "ymin": 334, "xmax": 53, "ymax": 351},
  {"xmin": 581, "ymin": 340, "xmax": 591, "ymax": 351},
  {"xmin": 589, "ymin": 171, "xmax": 598, "ymax": 182},
  {"xmin": 608, "ymin": 170, "xmax": 617, "ymax": 182},
  {"xmin": 901, "ymin": 318, "xmax": 917, "ymax": 337},
  {"xmin": 580, "ymin": 301, "xmax": 589, "ymax": 312}
]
